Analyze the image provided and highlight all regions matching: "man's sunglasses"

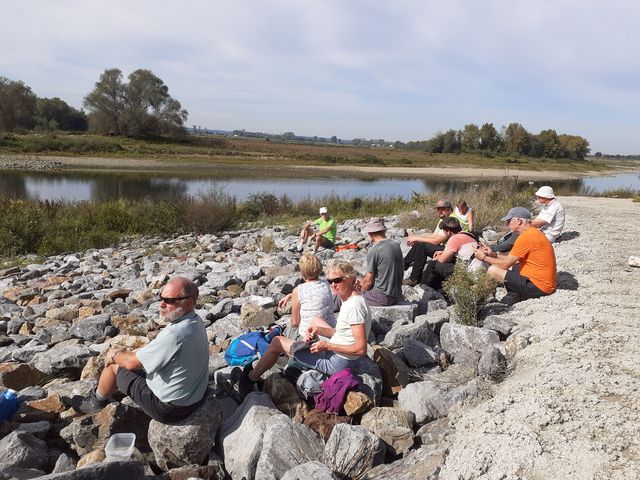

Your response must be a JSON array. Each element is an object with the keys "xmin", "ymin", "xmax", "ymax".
[
  {"xmin": 159, "ymin": 295, "xmax": 191, "ymax": 305},
  {"xmin": 327, "ymin": 277, "xmax": 345, "ymax": 285}
]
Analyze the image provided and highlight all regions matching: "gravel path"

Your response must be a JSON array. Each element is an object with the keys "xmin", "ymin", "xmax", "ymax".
[{"xmin": 441, "ymin": 196, "xmax": 640, "ymax": 479}]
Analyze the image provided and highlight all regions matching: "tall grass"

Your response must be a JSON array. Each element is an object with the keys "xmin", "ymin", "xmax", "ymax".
[{"xmin": 0, "ymin": 182, "xmax": 538, "ymax": 258}]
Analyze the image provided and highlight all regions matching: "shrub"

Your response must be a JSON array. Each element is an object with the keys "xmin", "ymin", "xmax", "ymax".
[{"xmin": 443, "ymin": 264, "xmax": 497, "ymax": 326}]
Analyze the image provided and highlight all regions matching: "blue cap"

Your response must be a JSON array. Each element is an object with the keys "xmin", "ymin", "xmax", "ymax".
[{"xmin": 501, "ymin": 207, "xmax": 531, "ymax": 221}]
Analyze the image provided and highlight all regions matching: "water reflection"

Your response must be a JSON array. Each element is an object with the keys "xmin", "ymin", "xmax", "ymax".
[{"xmin": 0, "ymin": 169, "xmax": 638, "ymax": 202}]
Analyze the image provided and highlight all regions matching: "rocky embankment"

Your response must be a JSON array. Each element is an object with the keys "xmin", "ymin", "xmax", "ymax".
[{"xmin": 0, "ymin": 196, "xmax": 637, "ymax": 479}]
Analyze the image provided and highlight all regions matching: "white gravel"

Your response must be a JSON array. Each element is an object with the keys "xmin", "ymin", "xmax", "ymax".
[{"xmin": 440, "ymin": 196, "xmax": 640, "ymax": 479}]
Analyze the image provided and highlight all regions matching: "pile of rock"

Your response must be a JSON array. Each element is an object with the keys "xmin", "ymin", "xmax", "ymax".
[{"xmin": 0, "ymin": 216, "xmax": 526, "ymax": 479}]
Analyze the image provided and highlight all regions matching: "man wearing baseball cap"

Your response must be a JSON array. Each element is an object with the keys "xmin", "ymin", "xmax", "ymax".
[
  {"xmin": 293, "ymin": 206, "xmax": 337, "ymax": 253},
  {"xmin": 531, "ymin": 186, "xmax": 565, "ymax": 242},
  {"xmin": 474, "ymin": 207, "xmax": 556, "ymax": 302},
  {"xmin": 358, "ymin": 217, "xmax": 403, "ymax": 306},
  {"xmin": 402, "ymin": 198, "xmax": 469, "ymax": 286}
]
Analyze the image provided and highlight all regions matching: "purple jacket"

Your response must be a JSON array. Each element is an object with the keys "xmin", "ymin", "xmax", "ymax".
[{"xmin": 314, "ymin": 368, "xmax": 359, "ymax": 414}]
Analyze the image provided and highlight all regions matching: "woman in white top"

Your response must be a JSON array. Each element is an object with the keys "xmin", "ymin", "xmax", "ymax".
[
  {"xmin": 242, "ymin": 260, "xmax": 371, "ymax": 388},
  {"xmin": 289, "ymin": 253, "xmax": 335, "ymax": 338},
  {"xmin": 455, "ymin": 200, "xmax": 474, "ymax": 232}
]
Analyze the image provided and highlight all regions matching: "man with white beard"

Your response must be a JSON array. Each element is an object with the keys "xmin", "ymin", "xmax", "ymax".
[{"xmin": 75, "ymin": 277, "xmax": 209, "ymax": 423}]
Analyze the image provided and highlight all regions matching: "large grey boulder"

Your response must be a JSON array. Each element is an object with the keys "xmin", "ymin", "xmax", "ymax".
[
  {"xmin": 37, "ymin": 461, "xmax": 145, "ymax": 479},
  {"xmin": 281, "ymin": 461, "xmax": 338, "ymax": 480},
  {"xmin": 68, "ymin": 314, "xmax": 111, "ymax": 342},
  {"xmin": 382, "ymin": 315, "xmax": 439, "ymax": 349},
  {"xmin": 0, "ymin": 465, "xmax": 45, "ymax": 479},
  {"xmin": 207, "ymin": 313, "xmax": 242, "ymax": 344},
  {"xmin": 360, "ymin": 407, "xmax": 415, "ymax": 456},
  {"xmin": 416, "ymin": 417, "xmax": 453, "ymax": 448},
  {"xmin": 370, "ymin": 304, "xmax": 417, "ymax": 336},
  {"xmin": 324, "ymin": 424, "xmax": 386, "ymax": 479},
  {"xmin": 363, "ymin": 446, "xmax": 448, "ymax": 479},
  {"xmin": 399, "ymin": 364, "xmax": 479, "ymax": 425},
  {"xmin": 11, "ymin": 342, "xmax": 48, "ymax": 363},
  {"xmin": 148, "ymin": 392, "xmax": 222, "ymax": 471},
  {"xmin": 218, "ymin": 393, "xmax": 279, "ymax": 480},
  {"xmin": 399, "ymin": 339, "xmax": 440, "ymax": 368},
  {"xmin": 477, "ymin": 344, "xmax": 508, "ymax": 380},
  {"xmin": 207, "ymin": 298, "xmax": 234, "ymax": 320},
  {"xmin": 439, "ymin": 323, "xmax": 499, "ymax": 364},
  {"xmin": 482, "ymin": 315, "xmax": 517, "ymax": 337},
  {"xmin": 254, "ymin": 414, "xmax": 324, "ymax": 480},
  {"xmin": 353, "ymin": 356, "xmax": 383, "ymax": 405},
  {"xmin": 59, "ymin": 417, "xmax": 99, "ymax": 456},
  {"xmin": 32, "ymin": 341, "xmax": 95, "ymax": 375},
  {"xmin": 0, "ymin": 431, "xmax": 49, "ymax": 470}
]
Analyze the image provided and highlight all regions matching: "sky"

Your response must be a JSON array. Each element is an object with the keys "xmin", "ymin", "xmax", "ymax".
[{"xmin": 2, "ymin": 0, "xmax": 640, "ymax": 154}]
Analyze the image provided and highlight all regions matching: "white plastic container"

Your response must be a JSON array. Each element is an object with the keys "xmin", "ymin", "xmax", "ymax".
[{"xmin": 104, "ymin": 433, "xmax": 136, "ymax": 461}]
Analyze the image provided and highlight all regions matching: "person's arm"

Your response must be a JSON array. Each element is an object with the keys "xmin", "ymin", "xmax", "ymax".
[
  {"xmin": 407, "ymin": 232, "xmax": 447, "ymax": 246},
  {"xmin": 105, "ymin": 348, "xmax": 144, "ymax": 371},
  {"xmin": 531, "ymin": 217, "xmax": 546, "ymax": 228},
  {"xmin": 360, "ymin": 272, "xmax": 374, "ymax": 292},
  {"xmin": 290, "ymin": 289, "xmax": 301, "ymax": 328},
  {"xmin": 435, "ymin": 248, "xmax": 456, "ymax": 263},
  {"xmin": 304, "ymin": 323, "xmax": 336, "ymax": 341},
  {"xmin": 474, "ymin": 245, "xmax": 519, "ymax": 269},
  {"xmin": 314, "ymin": 218, "xmax": 335, "ymax": 236},
  {"xmin": 467, "ymin": 210, "xmax": 474, "ymax": 231},
  {"xmin": 277, "ymin": 293, "xmax": 293, "ymax": 310},
  {"xmin": 310, "ymin": 323, "xmax": 367, "ymax": 357}
]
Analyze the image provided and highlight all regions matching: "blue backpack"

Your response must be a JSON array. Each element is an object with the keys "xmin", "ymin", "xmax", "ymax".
[{"xmin": 224, "ymin": 325, "xmax": 283, "ymax": 367}]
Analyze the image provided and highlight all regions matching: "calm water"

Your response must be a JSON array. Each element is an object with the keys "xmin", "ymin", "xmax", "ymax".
[{"xmin": 0, "ymin": 169, "xmax": 638, "ymax": 202}]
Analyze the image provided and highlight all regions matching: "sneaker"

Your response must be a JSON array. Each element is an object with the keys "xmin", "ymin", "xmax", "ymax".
[
  {"xmin": 230, "ymin": 366, "xmax": 257, "ymax": 402},
  {"xmin": 296, "ymin": 244, "xmax": 304, "ymax": 253},
  {"xmin": 73, "ymin": 390, "xmax": 109, "ymax": 414},
  {"xmin": 402, "ymin": 278, "xmax": 418, "ymax": 287}
]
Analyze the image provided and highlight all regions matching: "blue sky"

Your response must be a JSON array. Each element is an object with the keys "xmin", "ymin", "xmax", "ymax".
[{"xmin": 2, "ymin": 0, "xmax": 639, "ymax": 154}]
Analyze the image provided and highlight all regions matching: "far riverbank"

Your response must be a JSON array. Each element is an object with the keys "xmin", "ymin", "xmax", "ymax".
[{"xmin": 1, "ymin": 153, "xmax": 638, "ymax": 181}]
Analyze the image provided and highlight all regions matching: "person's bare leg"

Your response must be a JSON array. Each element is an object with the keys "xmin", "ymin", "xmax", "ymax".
[
  {"xmin": 248, "ymin": 336, "xmax": 295, "ymax": 381},
  {"xmin": 96, "ymin": 364, "xmax": 119, "ymax": 398},
  {"xmin": 487, "ymin": 265, "xmax": 508, "ymax": 283},
  {"xmin": 300, "ymin": 225, "xmax": 313, "ymax": 244}
]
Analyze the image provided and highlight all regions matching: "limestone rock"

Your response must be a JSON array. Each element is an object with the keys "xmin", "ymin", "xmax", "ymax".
[
  {"xmin": 77, "ymin": 448, "xmax": 105, "ymax": 468},
  {"xmin": 360, "ymin": 407, "xmax": 415, "ymax": 456},
  {"xmin": 370, "ymin": 304, "xmax": 417, "ymax": 336},
  {"xmin": 263, "ymin": 373, "xmax": 306, "ymax": 417},
  {"xmin": 32, "ymin": 341, "xmax": 95, "ymax": 376},
  {"xmin": 0, "ymin": 431, "xmax": 49, "ymax": 470},
  {"xmin": 382, "ymin": 315, "xmax": 440, "ymax": 349},
  {"xmin": 371, "ymin": 346, "xmax": 409, "ymax": 396},
  {"xmin": 217, "ymin": 392, "xmax": 279, "ymax": 480},
  {"xmin": 254, "ymin": 414, "xmax": 324, "ymax": 480},
  {"xmin": 59, "ymin": 417, "xmax": 99, "ymax": 456},
  {"xmin": 45, "ymin": 306, "xmax": 79, "ymax": 322},
  {"xmin": 281, "ymin": 461, "xmax": 338, "ymax": 480},
  {"xmin": 0, "ymin": 465, "xmax": 45, "ymax": 479},
  {"xmin": 400, "ymin": 339, "xmax": 440, "ymax": 368},
  {"xmin": 343, "ymin": 391, "xmax": 373, "ymax": 416},
  {"xmin": 477, "ymin": 344, "xmax": 508, "ymax": 380},
  {"xmin": 240, "ymin": 302, "xmax": 276, "ymax": 329},
  {"xmin": 110, "ymin": 314, "xmax": 147, "ymax": 336},
  {"xmin": 0, "ymin": 363, "xmax": 42, "ymax": 390},
  {"xmin": 440, "ymin": 323, "xmax": 499, "ymax": 364},
  {"xmin": 323, "ymin": 424, "xmax": 386, "ymax": 479},
  {"xmin": 416, "ymin": 417, "xmax": 453, "ymax": 448},
  {"xmin": 37, "ymin": 460, "xmax": 145, "ymax": 479},
  {"xmin": 68, "ymin": 314, "xmax": 111, "ymax": 342},
  {"xmin": 629, "ymin": 255, "xmax": 640, "ymax": 267},
  {"xmin": 363, "ymin": 446, "xmax": 448, "ymax": 479},
  {"xmin": 148, "ymin": 393, "xmax": 221, "ymax": 471}
]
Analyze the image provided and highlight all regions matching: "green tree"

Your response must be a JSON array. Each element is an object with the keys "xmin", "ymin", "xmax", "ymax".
[
  {"xmin": 558, "ymin": 134, "xmax": 590, "ymax": 161},
  {"xmin": 460, "ymin": 123, "xmax": 481, "ymax": 152},
  {"xmin": 479, "ymin": 123, "xmax": 500, "ymax": 151},
  {"xmin": 36, "ymin": 97, "xmax": 87, "ymax": 132},
  {"xmin": 0, "ymin": 77, "xmax": 37, "ymax": 132},
  {"xmin": 503, "ymin": 122, "xmax": 530, "ymax": 156},
  {"xmin": 84, "ymin": 68, "xmax": 187, "ymax": 136},
  {"xmin": 537, "ymin": 129, "xmax": 562, "ymax": 158}
]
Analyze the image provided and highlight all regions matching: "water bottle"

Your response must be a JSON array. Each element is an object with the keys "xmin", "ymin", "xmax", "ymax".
[
  {"xmin": 0, "ymin": 389, "xmax": 18, "ymax": 422},
  {"xmin": 264, "ymin": 325, "xmax": 283, "ymax": 343}
]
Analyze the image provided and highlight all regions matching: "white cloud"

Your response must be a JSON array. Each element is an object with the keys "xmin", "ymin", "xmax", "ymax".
[{"xmin": 2, "ymin": 0, "xmax": 640, "ymax": 152}]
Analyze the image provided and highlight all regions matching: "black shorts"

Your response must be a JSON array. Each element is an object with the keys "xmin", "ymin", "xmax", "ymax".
[
  {"xmin": 504, "ymin": 268, "xmax": 548, "ymax": 300},
  {"xmin": 116, "ymin": 368, "xmax": 204, "ymax": 423}
]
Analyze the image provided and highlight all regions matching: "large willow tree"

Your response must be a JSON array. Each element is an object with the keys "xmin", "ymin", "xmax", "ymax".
[{"xmin": 84, "ymin": 68, "xmax": 188, "ymax": 136}]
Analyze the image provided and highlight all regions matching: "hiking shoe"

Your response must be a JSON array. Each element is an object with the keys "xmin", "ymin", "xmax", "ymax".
[
  {"xmin": 74, "ymin": 390, "xmax": 109, "ymax": 414},
  {"xmin": 402, "ymin": 278, "xmax": 418, "ymax": 287}
]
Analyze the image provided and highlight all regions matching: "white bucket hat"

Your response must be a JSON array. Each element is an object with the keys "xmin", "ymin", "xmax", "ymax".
[
  {"xmin": 319, "ymin": 207, "xmax": 328, "ymax": 214},
  {"xmin": 535, "ymin": 186, "xmax": 555, "ymax": 199}
]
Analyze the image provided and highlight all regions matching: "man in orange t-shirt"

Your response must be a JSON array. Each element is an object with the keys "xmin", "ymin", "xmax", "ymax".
[{"xmin": 474, "ymin": 207, "xmax": 556, "ymax": 301}]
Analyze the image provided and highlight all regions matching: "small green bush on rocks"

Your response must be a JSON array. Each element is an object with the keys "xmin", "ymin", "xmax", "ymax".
[{"xmin": 443, "ymin": 264, "xmax": 497, "ymax": 326}]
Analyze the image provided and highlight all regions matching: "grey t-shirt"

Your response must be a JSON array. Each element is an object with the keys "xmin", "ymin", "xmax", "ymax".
[
  {"xmin": 366, "ymin": 239, "xmax": 403, "ymax": 300},
  {"xmin": 136, "ymin": 311, "xmax": 209, "ymax": 406}
]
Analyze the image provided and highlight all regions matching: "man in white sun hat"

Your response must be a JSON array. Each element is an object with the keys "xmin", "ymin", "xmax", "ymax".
[
  {"xmin": 531, "ymin": 186, "xmax": 565, "ymax": 242},
  {"xmin": 294, "ymin": 206, "xmax": 337, "ymax": 253}
]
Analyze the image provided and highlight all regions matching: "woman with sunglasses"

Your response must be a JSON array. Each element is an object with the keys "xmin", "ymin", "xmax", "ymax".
[{"xmin": 237, "ymin": 260, "xmax": 371, "ymax": 398}]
